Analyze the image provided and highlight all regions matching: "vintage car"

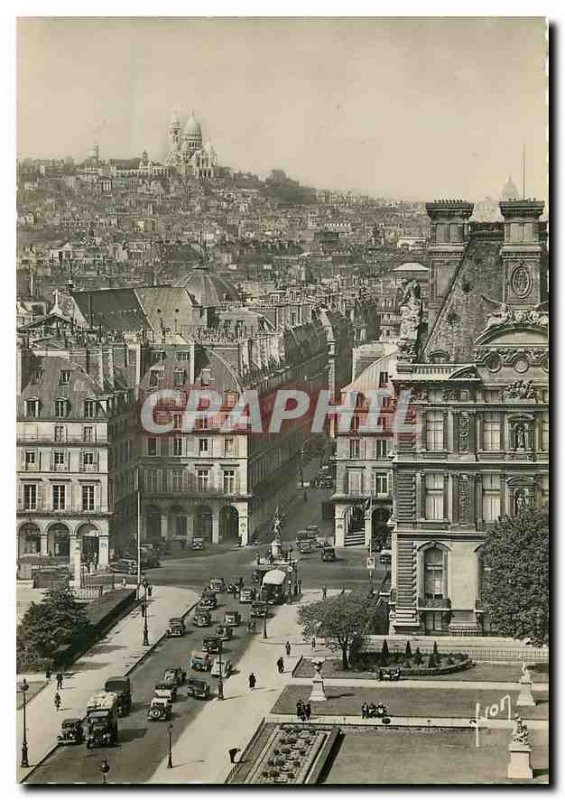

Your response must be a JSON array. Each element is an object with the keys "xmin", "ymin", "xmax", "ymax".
[
  {"xmin": 162, "ymin": 667, "xmax": 186, "ymax": 686},
  {"xmin": 321, "ymin": 546, "xmax": 336, "ymax": 562},
  {"xmin": 224, "ymin": 610, "xmax": 241, "ymax": 626},
  {"xmin": 202, "ymin": 636, "xmax": 221, "ymax": 654},
  {"xmin": 104, "ymin": 676, "xmax": 132, "ymax": 716},
  {"xmin": 190, "ymin": 650, "xmax": 213, "ymax": 671},
  {"xmin": 216, "ymin": 624, "xmax": 233, "ymax": 641},
  {"xmin": 306, "ymin": 524, "xmax": 320, "ymax": 537},
  {"xmin": 250, "ymin": 601, "xmax": 268, "ymax": 618},
  {"xmin": 211, "ymin": 658, "xmax": 233, "ymax": 679},
  {"xmin": 57, "ymin": 718, "xmax": 84, "ymax": 745},
  {"xmin": 166, "ymin": 617, "xmax": 186, "ymax": 637},
  {"xmin": 315, "ymin": 534, "xmax": 330, "ymax": 548},
  {"xmin": 154, "ymin": 681, "xmax": 177, "ymax": 702},
  {"xmin": 185, "ymin": 677, "xmax": 211, "ymax": 699},
  {"xmin": 296, "ymin": 539, "xmax": 314, "ymax": 554},
  {"xmin": 209, "ymin": 577, "xmax": 226, "ymax": 593},
  {"xmin": 199, "ymin": 591, "xmax": 217, "ymax": 609},
  {"xmin": 239, "ymin": 587, "xmax": 256, "ymax": 604},
  {"xmin": 194, "ymin": 608, "xmax": 212, "ymax": 627},
  {"xmin": 191, "ymin": 537, "xmax": 205, "ymax": 550},
  {"xmin": 226, "ymin": 577, "xmax": 243, "ymax": 594},
  {"xmin": 379, "ymin": 549, "xmax": 392, "ymax": 565},
  {"xmin": 147, "ymin": 697, "xmax": 172, "ymax": 721}
]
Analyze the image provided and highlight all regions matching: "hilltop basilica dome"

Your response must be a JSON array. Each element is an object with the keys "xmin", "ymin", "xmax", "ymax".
[{"xmin": 501, "ymin": 176, "xmax": 520, "ymax": 201}]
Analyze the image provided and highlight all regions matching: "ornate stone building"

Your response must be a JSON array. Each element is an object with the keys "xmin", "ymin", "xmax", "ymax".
[
  {"xmin": 388, "ymin": 198, "xmax": 549, "ymax": 636},
  {"xmin": 164, "ymin": 111, "xmax": 220, "ymax": 178}
]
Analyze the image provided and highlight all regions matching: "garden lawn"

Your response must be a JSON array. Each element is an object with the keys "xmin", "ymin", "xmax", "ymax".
[
  {"xmin": 324, "ymin": 727, "xmax": 549, "ymax": 784},
  {"xmin": 17, "ymin": 681, "xmax": 47, "ymax": 709},
  {"xmin": 294, "ymin": 659, "xmax": 549, "ymax": 684},
  {"xmin": 273, "ymin": 685, "xmax": 548, "ymax": 719}
]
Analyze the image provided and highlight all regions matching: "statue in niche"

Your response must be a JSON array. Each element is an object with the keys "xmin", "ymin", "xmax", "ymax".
[
  {"xmin": 514, "ymin": 489, "xmax": 529, "ymax": 515},
  {"xmin": 515, "ymin": 423, "xmax": 527, "ymax": 449},
  {"xmin": 458, "ymin": 414, "xmax": 470, "ymax": 452}
]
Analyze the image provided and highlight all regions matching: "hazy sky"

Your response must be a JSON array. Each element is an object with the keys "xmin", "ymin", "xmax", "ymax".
[{"xmin": 17, "ymin": 17, "xmax": 547, "ymax": 200}]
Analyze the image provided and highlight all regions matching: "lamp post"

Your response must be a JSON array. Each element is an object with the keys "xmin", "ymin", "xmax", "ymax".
[
  {"xmin": 99, "ymin": 758, "xmax": 110, "ymax": 784},
  {"xmin": 20, "ymin": 678, "xmax": 29, "ymax": 768},
  {"xmin": 262, "ymin": 608, "xmax": 268, "ymax": 639},
  {"xmin": 217, "ymin": 639, "xmax": 224, "ymax": 700},
  {"xmin": 142, "ymin": 577, "xmax": 150, "ymax": 646},
  {"xmin": 167, "ymin": 723, "xmax": 173, "ymax": 769}
]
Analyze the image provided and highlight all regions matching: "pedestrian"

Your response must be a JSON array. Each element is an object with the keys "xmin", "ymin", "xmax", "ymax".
[
  {"xmin": 276, "ymin": 656, "xmax": 284, "ymax": 674},
  {"xmin": 311, "ymin": 637, "xmax": 316, "ymax": 651},
  {"xmin": 340, "ymin": 586, "xmax": 345, "ymax": 595},
  {"xmin": 248, "ymin": 673, "xmax": 257, "ymax": 690},
  {"xmin": 298, "ymin": 579, "xmax": 302, "ymax": 593},
  {"xmin": 121, "ymin": 577, "xmax": 127, "ymax": 589},
  {"xmin": 305, "ymin": 702, "xmax": 312, "ymax": 720},
  {"xmin": 303, "ymin": 490, "xmax": 308, "ymax": 502},
  {"xmin": 322, "ymin": 585, "xmax": 327, "ymax": 600},
  {"xmin": 147, "ymin": 585, "xmax": 153, "ymax": 598},
  {"xmin": 45, "ymin": 665, "xmax": 52, "ymax": 682},
  {"xmin": 256, "ymin": 553, "xmax": 261, "ymax": 566},
  {"xmin": 296, "ymin": 700, "xmax": 304, "ymax": 720},
  {"xmin": 56, "ymin": 672, "xmax": 64, "ymax": 690},
  {"xmin": 285, "ymin": 641, "xmax": 291, "ymax": 657},
  {"xmin": 54, "ymin": 692, "xmax": 61, "ymax": 712},
  {"xmin": 237, "ymin": 535, "xmax": 242, "ymax": 548},
  {"xmin": 228, "ymin": 747, "xmax": 240, "ymax": 764}
]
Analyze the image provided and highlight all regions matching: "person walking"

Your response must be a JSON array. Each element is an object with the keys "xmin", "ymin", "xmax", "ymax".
[
  {"xmin": 56, "ymin": 672, "xmax": 64, "ymax": 690},
  {"xmin": 54, "ymin": 692, "xmax": 61, "ymax": 712},
  {"xmin": 296, "ymin": 700, "xmax": 304, "ymax": 721},
  {"xmin": 305, "ymin": 702, "xmax": 312, "ymax": 721},
  {"xmin": 285, "ymin": 641, "xmax": 291, "ymax": 657},
  {"xmin": 322, "ymin": 585, "xmax": 327, "ymax": 600},
  {"xmin": 45, "ymin": 665, "xmax": 52, "ymax": 682},
  {"xmin": 276, "ymin": 656, "xmax": 284, "ymax": 674},
  {"xmin": 248, "ymin": 673, "xmax": 257, "ymax": 690},
  {"xmin": 311, "ymin": 637, "xmax": 316, "ymax": 651}
]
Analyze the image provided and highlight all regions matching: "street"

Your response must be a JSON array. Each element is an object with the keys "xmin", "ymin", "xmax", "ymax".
[{"xmin": 25, "ymin": 484, "xmax": 383, "ymax": 785}]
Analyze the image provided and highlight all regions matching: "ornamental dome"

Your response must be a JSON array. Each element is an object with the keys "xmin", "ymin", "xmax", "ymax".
[
  {"xmin": 173, "ymin": 264, "xmax": 239, "ymax": 307},
  {"xmin": 183, "ymin": 112, "xmax": 202, "ymax": 138},
  {"xmin": 501, "ymin": 176, "xmax": 520, "ymax": 201}
]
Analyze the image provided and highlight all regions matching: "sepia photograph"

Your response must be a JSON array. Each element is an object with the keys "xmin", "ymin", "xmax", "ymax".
[{"xmin": 13, "ymin": 12, "xmax": 549, "ymax": 787}]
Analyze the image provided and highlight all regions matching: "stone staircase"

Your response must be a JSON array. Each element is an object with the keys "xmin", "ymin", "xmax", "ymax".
[
  {"xmin": 344, "ymin": 528, "xmax": 366, "ymax": 547},
  {"xmin": 393, "ymin": 539, "xmax": 419, "ymax": 628}
]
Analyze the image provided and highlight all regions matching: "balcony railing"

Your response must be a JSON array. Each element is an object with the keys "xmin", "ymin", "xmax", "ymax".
[
  {"xmin": 143, "ymin": 474, "xmax": 245, "ymax": 497},
  {"xmin": 418, "ymin": 596, "xmax": 452, "ymax": 610}
]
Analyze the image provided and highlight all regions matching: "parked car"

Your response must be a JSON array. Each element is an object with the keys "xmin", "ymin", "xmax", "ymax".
[
  {"xmin": 209, "ymin": 577, "xmax": 226, "ymax": 593},
  {"xmin": 297, "ymin": 539, "xmax": 314, "ymax": 554},
  {"xmin": 191, "ymin": 537, "xmax": 205, "ymax": 550},
  {"xmin": 379, "ymin": 549, "xmax": 392, "ymax": 565},
  {"xmin": 216, "ymin": 624, "xmax": 233, "ymax": 641},
  {"xmin": 239, "ymin": 587, "xmax": 256, "ymax": 604},
  {"xmin": 199, "ymin": 591, "xmax": 217, "ymax": 609},
  {"xmin": 185, "ymin": 678, "xmax": 211, "ymax": 699},
  {"xmin": 57, "ymin": 718, "xmax": 84, "ymax": 745},
  {"xmin": 162, "ymin": 667, "xmax": 186, "ymax": 686},
  {"xmin": 224, "ymin": 610, "xmax": 241, "ymax": 626},
  {"xmin": 154, "ymin": 681, "xmax": 177, "ymax": 702},
  {"xmin": 226, "ymin": 577, "xmax": 243, "ymax": 594},
  {"xmin": 147, "ymin": 697, "xmax": 172, "ymax": 721},
  {"xmin": 202, "ymin": 636, "xmax": 221, "ymax": 654},
  {"xmin": 190, "ymin": 650, "xmax": 213, "ymax": 672},
  {"xmin": 211, "ymin": 658, "xmax": 233, "ymax": 679},
  {"xmin": 194, "ymin": 608, "xmax": 212, "ymax": 627},
  {"xmin": 109, "ymin": 558, "xmax": 138, "ymax": 575},
  {"xmin": 166, "ymin": 617, "xmax": 186, "ymax": 637}
]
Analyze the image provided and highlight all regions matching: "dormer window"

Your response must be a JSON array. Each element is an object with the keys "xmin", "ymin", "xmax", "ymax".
[
  {"xmin": 25, "ymin": 399, "xmax": 39, "ymax": 418},
  {"xmin": 59, "ymin": 370, "xmax": 71, "ymax": 385},
  {"xmin": 84, "ymin": 399, "xmax": 97, "ymax": 419},
  {"xmin": 55, "ymin": 399, "xmax": 69, "ymax": 418}
]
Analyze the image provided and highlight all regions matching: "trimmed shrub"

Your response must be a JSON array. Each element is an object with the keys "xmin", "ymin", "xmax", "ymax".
[
  {"xmin": 414, "ymin": 647, "xmax": 423, "ymax": 666},
  {"xmin": 405, "ymin": 641, "xmax": 412, "ymax": 658},
  {"xmin": 380, "ymin": 639, "xmax": 390, "ymax": 666}
]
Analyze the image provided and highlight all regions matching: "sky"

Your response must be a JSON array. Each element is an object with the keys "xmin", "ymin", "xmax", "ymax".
[{"xmin": 16, "ymin": 17, "xmax": 548, "ymax": 200}]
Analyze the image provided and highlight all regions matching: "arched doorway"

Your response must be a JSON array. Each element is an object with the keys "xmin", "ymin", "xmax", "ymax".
[
  {"xmin": 47, "ymin": 522, "xmax": 70, "ymax": 558},
  {"xmin": 345, "ymin": 504, "xmax": 365, "ymax": 535},
  {"xmin": 170, "ymin": 506, "xmax": 187, "ymax": 540},
  {"xmin": 146, "ymin": 505, "xmax": 161, "ymax": 541},
  {"xmin": 76, "ymin": 522, "xmax": 100, "ymax": 566},
  {"xmin": 219, "ymin": 505, "xmax": 239, "ymax": 542},
  {"xmin": 19, "ymin": 523, "xmax": 41, "ymax": 557},
  {"xmin": 371, "ymin": 506, "xmax": 392, "ymax": 550},
  {"xmin": 194, "ymin": 505, "xmax": 213, "ymax": 542}
]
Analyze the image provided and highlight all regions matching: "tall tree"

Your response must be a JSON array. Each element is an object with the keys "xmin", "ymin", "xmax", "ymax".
[
  {"xmin": 297, "ymin": 594, "xmax": 383, "ymax": 669},
  {"xmin": 481, "ymin": 507, "xmax": 549, "ymax": 645}
]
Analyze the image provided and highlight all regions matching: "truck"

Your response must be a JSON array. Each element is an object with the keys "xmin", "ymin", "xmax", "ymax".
[
  {"xmin": 86, "ymin": 692, "xmax": 119, "ymax": 748},
  {"xmin": 103, "ymin": 676, "xmax": 131, "ymax": 716},
  {"xmin": 261, "ymin": 569, "xmax": 287, "ymax": 604}
]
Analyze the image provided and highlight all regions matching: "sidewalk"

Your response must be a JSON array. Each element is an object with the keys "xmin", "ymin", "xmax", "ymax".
[
  {"xmin": 17, "ymin": 585, "xmax": 198, "ymax": 783},
  {"xmin": 149, "ymin": 590, "xmax": 320, "ymax": 784}
]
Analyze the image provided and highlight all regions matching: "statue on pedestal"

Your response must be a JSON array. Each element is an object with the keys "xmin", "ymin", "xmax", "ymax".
[{"xmin": 309, "ymin": 657, "xmax": 327, "ymax": 703}]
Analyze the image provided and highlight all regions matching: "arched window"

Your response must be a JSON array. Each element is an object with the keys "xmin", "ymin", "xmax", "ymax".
[{"xmin": 424, "ymin": 546, "xmax": 446, "ymax": 599}]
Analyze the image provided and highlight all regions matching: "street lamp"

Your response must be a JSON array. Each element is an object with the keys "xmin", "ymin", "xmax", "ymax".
[
  {"xmin": 99, "ymin": 758, "xmax": 110, "ymax": 784},
  {"xmin": 19, "ymin": 678, "xmax": 29, "ymax": 768},
  {"xmin": 167, "ymin": 723, "xmax": 173, "ymax": 769},
  {"xmin": 262, "ymin": 608, "xmax": 268, "ymax": 639},
  {"xmin": 142, "ymin": 577, "xmax": 150, "ymax": 646},
  {"xmin": 217, "ymin": 640, "xmax": 224, "ymax": 700}
]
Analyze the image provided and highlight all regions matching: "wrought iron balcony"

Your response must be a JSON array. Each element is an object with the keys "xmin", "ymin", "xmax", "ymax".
[{"xmin": 418, "ymin": 596, "xmax": 452, "ymax": 610}]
